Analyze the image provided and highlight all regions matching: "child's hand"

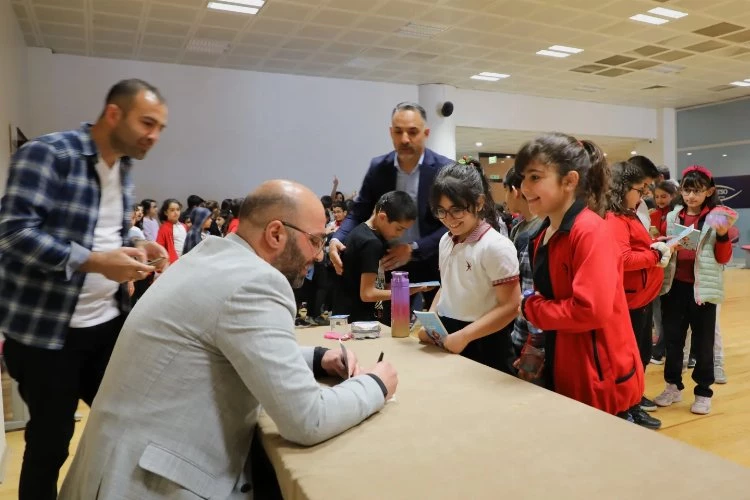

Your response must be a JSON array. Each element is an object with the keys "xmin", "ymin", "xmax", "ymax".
[
  {"xmin": 443, "ymin": 331, "xmax": 469, "ymax": 354},
  {"xmin": 416, "ymin": 327, "xmax": 438, "ymax": 345},
  {"xmin": 713, "ymin": 223, "xmax": 730, "ymax": 236},
  {"xmin": 513, "ymin": 358, "xmax": 545, "ymax": 381}
]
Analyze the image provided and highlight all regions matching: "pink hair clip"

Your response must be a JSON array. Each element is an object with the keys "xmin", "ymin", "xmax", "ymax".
[{"xmin": 682, "ymin": 165, "xmax": 713, "ymax": 179}]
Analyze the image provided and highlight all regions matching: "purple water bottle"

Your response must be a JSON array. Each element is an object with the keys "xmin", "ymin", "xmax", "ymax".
[{"xmin": 390, "ymin": 271, "xmax": 410, "ymax": 338}]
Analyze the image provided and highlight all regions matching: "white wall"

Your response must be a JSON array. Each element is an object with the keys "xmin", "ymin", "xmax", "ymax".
[
  {"xmin": 455, "ymin": 88, "xmax": 659, "ymax": 140},
  {"xmin": 0, "ymin": 2, "xmax": 29, "ymax": 197},
  {"xmin": 26, "ymin": 49, "xmax": 662, "ymax": 203},
  {"xmin": 26, "ymin": 48, "xmax": 415, "ymax": 202}
]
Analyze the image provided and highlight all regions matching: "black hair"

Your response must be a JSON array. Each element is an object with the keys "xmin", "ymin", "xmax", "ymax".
[
  {"xmin": 140, "ymin": 198, "xmax": 156, "ymax": 216},
  {"xmin": 104, "ymin": 79, "xmax": 164, "ymax": 115},
  {"xmin": 606, "ymin": 161, "xmax": 647, "ymax": 216},
  {"xmin": 332, "ymin": 201, "xmax": 347, "ymax": 212},
  {"xmin": 503, "ymin": 166, "xmax": 523, "ymax": 190},
  {"xmin": 430, "ymin": 160, "xmax": 502, "ymax": 232},
  {"xmin": 654, "ymin": 180, "xmax": 677, "ymax": 197},
  {"xmin": 334, "ymin": 191, "xmax": 345, "ymax": 201},
  {"xmin": 230, "ymin": 197, "xmax": 244, "ymax": 219},
  {"xmin": 159, "ymin": 198, "xmax": 182, "ymax": 223},
  {"xmin": 204, "ymin": 200, "xmax": 219, "ymax": 211},
  {"xmin": 375, "ymin": 191, "xmax": 417, "ymax": 223},
  {"xmin": 220, "ymin": 198, "xmax": 233, "ymax": 212},
  {"xmin": 345, "ymin": 199, "xmax": 355, "ymax": 213},
  {"xmin": 657, "ymin": 165, "xmax": 671, "ymax": 180},
  {"xmin": 132, "ymin": 204, "xmax": 143, "ymax": 229},
  {"xmin": 515, "ymin": 133, "xmax": 610, "ymax": 217},
  {"xmin": 320, "ymin": 195, "xmax": 333, "ymax": 210},
  {"xmin": 628, "ymin": 155, "xmax": 659, "ymax": 180},
  {"xmin": 675, "ymin": 167, "xmax": 720, "ymax": 210},
  {"xmin": 187, "ymin": 194, "xmax": 204, "ymax": 209},
  {"xmin": 392, "ymin": 101, "xmax": 427, "ymax": 121}
]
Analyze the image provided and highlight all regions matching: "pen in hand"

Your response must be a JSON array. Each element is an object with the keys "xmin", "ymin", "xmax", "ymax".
[{"xmin": 377, "ymin": 351, "xmax": 384, "ymax": 363}]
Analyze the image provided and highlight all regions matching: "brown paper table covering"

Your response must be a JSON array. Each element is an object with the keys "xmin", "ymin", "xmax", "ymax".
[{"xmin": 257, "ymin": 326, "xmax": 750, "ymax": 499}]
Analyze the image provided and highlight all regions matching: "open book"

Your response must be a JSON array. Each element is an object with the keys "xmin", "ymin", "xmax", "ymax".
[
  {"xmin": 667, "ymin": 224, "xmax": 701, "ymax": 251},
  {"xmin": 413, "ymin": 311, "xmax": 449, "ymax": 346}
]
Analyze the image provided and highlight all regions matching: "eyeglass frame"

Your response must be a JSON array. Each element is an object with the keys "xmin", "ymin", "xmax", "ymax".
[
  {"xmin": 680, "ymin": 188, "xmax": 708, "ymax": 196},
  {"xmin": 433, "ymin": 206, "xmax": 469, "ymax": 220},
  {"xmin": 279, "ymin": 221, "xmax": 326, "ymax": 254}
]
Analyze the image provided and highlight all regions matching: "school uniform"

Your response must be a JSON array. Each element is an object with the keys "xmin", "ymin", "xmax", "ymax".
[
  {"xmin": 436, "ymin": 221, "xmax": 519, "ymax": 373},
  {"xmin": 521, "ymin": 201, "xmax": 643, "ymax": 415}
]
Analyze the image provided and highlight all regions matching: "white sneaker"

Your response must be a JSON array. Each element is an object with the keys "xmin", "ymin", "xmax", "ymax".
[
  {"xmin": 650, "ymin": 356, "xmax": 664, "ymax": 365},
  {"xmin": 691, "ymin": 396, "xmax": 712, "ymax": 415},
  {"xmin": 714, "ymin": 365, "xmax": 728, "ymax": 384},
  {"xmin": 654, "ymin": 384, "xmax": 682, "ymax": 407}
]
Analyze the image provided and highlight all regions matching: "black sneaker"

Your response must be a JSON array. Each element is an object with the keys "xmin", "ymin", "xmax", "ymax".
[
  {"xmin": 687, "ymin": 356, "xmax": 696, "ymax": 369},
  {"xmin": 640, "ymin": 396, "xmax": 657, "ymax": 412},
  {"xmin": 630, "ymin": 407, "xmax": 662, "ymax": 430}
]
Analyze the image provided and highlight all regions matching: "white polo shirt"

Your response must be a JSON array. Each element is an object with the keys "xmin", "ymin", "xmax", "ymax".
[{"xmin": 436, "ymin": 221, "xmax": 520, "ymax": 322}]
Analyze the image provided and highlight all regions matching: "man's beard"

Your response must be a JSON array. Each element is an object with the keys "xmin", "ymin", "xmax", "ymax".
[{"xmin": 272, "ymin": 237, "xmax": 308, "ymax": 289}]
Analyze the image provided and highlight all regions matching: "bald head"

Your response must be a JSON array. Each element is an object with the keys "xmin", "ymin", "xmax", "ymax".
[{"xmin": 239, "ymin": 180, "xmax": 322, "ymax": 227}]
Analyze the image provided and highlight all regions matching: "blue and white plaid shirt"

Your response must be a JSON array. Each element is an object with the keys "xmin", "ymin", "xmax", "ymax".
[{"xmin": 0, "ymin": 123, "xmax": 134, "ymax": 350}]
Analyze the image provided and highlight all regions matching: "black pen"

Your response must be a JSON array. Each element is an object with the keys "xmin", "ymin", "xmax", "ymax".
[{"xmin": 377, "ymin": 351, "xmax": 384, "ymax": 363}]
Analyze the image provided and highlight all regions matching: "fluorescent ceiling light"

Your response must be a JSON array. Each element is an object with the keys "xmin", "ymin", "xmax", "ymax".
[
  {"xmin": 479, "ymin": 72, "xmax": 510, "ymax": 79},
  {"xmin": 648, "ymin": 7, "xmax": 688, "ymax": 19},
  {"xmin": 723, "ymin": 154, "xmax": 728, "ymax": 157},
  {"xmin": 506, "ymin": 155, "xmax": 512, "ymax": 158},
  {"xmin": 549, "ymin": 45, "xmax": 583, "ymax": 54},
  {"xmin": 475, "ymin": 142, "xmax": 483, "ymax": 147},
  {"xmin": 630, "ymin": 150, "xmax": 637, "ymax": 155},
  {"xmin": 536, "ymin": 49, "xmax": 570, "ymax": 58},
  {"xmin": 630, "ymin": 14, "xmax": 670, "ymax": 25},
  {"xmin": 471, "ymin": 75, "xmax": 499, "ymax": 81},
  {"xmin": 687, "ymin": 152, "xmax": 692, "ymax": 156},
  {"xmin": 207, "ymin": 2, "xmax": 259, "ymax": 14},
  {"xmin": 730, "ymin": 81, "xmax": 750, "ymax": 86}
]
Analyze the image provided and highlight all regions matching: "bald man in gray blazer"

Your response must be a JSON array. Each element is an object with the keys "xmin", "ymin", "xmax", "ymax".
[{"xmin": 60, "ymin": 180, "xmax": 397, "ymax": 499}]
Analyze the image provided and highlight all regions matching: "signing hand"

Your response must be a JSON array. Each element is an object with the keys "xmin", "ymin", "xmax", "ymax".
[
  {"xmin": 328, "ymin": 238, "xmax": 346, "ymax": 275},
  {"xmin": 135, "ymin": 240, "xmax": 170, "ymax": 273},
  {"xmin": 322, "ymin": 347, "xmax": 360, "ymax": 379},
  {"xmin": 382, "ymin": 243, "xmax": 412, "ymax": 271},
  {"xmin": 80, "ymin": 247, "xmax": 155, "ymax": 283}
]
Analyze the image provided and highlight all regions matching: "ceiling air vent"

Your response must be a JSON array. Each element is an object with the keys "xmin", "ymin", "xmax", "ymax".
[
  {"xmin": 395, "ymin": 22, "xmax": 449, "ymax": 39},
  {"xmin": 186, "ymin": 38, "xmax": 230, "ymax": 54}
]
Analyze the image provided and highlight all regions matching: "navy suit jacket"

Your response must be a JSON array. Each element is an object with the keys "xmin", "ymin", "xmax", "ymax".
[{"xmin": 334, "ymin": 148, "xmax": 453, "ymax": 261}]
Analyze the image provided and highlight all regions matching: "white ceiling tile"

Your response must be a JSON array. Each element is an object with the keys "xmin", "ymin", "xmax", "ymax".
[
  {"xmin": 183, "ymin": 53, "xmax": 221, "ymax": 65},
  {"xmin": 355, "ymin": 16, "xmax": 405, "ymax": 32},
  {"xmin": 148, "ymin": 3, "xmax": 197, "ymax": 23},
  {"xmin": 273, "ymin": 49, "xmax": 312, "ymax": 61},
  {"xmin": 327, "ymin": 0, "xmax": 377, "ymax": 11},
  {"xmin": 33, "ymin": 6, "xmax": 84, "ymax": 24},
  {"xmin": 142, "ymin": 33, "xmax": 185, "ymax": 49},
  {"xmin": 93, "ymin": 41, "xmax": 132, "ymax": 55},
  {"xmin": 92, "ymin": 0, "xmax": 144, "ymax": 17},
  {"xmin": 37, "ymin": 22, "xmax": 84, "ymax": 38},
  {"xmin": 417, "ymin": 7, "xmax": 472, "ymax": 24},
  {"xmin": 44, "ymin": 36, "xmax": 86, "ymax": 51},
  {"xmin": 145, "ymin": 20, "xmax": 191, "ymax": 37},
  {"xmin": 337, "ymin": 30, "xmax": 385, "ymax": 45},
  {"xmin": 283, "ymin": 37, "xmax": 328, "ymax": 51},
  {"xmin": 260, "ymin": 2, "xmax": 315, "ymax": 21},
  {"xmin": 375, "ymin": 1, "xmax": 432, "ymax": 19},
  {"xmin": 309, "ymin": 9, "xmax": 361, "ymax": 27},
  {"xmin": 239, "ymin": 32, "xmax": 286, "ymax": 46},
  {"xmin": 308, "ymin": 52, "xmax": 353, "ymax": 64},
  {"xmin": 151, "ymin": 0, "xmax": 204, "ymax": 7},
  {"xmin": 140, "ymin": 46, "xmax": 180, "ymax": 59},
  {"xmin": 202, "ymin": 11, "xmax": 252, "ymax": 30},
  {"xmin": 92, "ymin": 13, "xmax": 140, "ymax": 31},
  {"xmin": 376, "ymin": 35, "xmax": 422, "ymax": 49},
  {"xmin": 247, "ymin": 18, "xmax": 298, "ymax": 34},
  {"xmin": 30, "ymin": 0, "xmax": 84, "ymax": 7},
  {"xmin": 194, "ymin": 26, "xmax": 238, "ymax": 42},
  {"xmin": 296, "ymin": 24, "xmax": 336, "ymax": 39},
  {"xmin": 93, "ymin": 28, "xmax": 136, "ymax": 44},
  {"xmin": 231, "ymin": 44, "xmax": 275, "ymax": 57},
  {"xmin": 439, "ymin": 0, "xmax": 496, "ymax": 10}
]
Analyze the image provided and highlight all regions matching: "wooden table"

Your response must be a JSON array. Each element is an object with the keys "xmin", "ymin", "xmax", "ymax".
[{"xmin": 257, "ymin": 326, "xmax": 750, "ymax": 499}]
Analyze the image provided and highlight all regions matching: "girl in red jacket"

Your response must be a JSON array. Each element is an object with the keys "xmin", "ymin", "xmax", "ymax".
[
  {"xmin": 156, "ymin": 198, "xmax": 187, "ymax": 263},
  {"xmin": 605, "ymin": 162, "xmax": 672, "ymax": 429},
  {"xmin": 516, "ymin": 133, "xmax": 643, "ymax": 418},
  {"xmin": 649, "ymin": 181, "xmax": 677, "ymax": 238}
]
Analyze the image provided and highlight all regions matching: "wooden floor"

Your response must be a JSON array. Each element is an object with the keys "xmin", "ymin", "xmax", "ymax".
[{"xmin": 0, "ymin": 267, "xmax": 748, "ymax": 497}]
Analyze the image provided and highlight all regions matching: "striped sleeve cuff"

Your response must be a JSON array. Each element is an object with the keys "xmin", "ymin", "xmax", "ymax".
[{"xmin": 492, "ymin": 275, "xmax": 520, "ymax": 286}]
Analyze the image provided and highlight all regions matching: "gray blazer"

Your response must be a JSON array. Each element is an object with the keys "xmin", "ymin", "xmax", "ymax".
[{"xmin": 60, "ymin": 234, "xmax": 385, "ymax": 499}]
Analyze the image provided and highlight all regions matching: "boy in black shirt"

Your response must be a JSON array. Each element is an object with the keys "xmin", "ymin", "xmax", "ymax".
[{"xmin": 334, "ymin": 191, "xmax": 421, "ymax": 322}]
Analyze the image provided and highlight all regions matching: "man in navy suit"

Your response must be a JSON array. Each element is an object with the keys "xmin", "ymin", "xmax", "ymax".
[{"xmin": 329, "ymin": 102, "xmax": 453, "ymax": 293}]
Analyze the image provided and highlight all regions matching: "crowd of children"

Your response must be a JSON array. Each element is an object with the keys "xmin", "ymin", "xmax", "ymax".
[{"xmin": 138, "ymin": 139, "xmax": 738, "ymax": 429}]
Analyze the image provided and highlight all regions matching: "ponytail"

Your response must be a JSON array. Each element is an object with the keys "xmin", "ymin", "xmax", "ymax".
[
  {"xmin": 475, "ymin": 164, "xmax": 502, "ymax": 233},
  {"xmin": 431, "ymin": 160, "xmax": 502, "ymax": 233},
  {"xmin": 580, "ymin": 140, "xmax": 609, "ymax": 217}
]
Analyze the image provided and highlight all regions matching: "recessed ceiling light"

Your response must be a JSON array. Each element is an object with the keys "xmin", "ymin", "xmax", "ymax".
[
  {"xmin": 687, "ymin": 152, "xmax": 693, "ymax": 156},
  {"xmin": 471, "ymin": 75, "xmax": 500, "ymax": 81},
  {"xmin": 207, "ymin": 1, "xmax": 259, "ymax": 14},
  {"xmin": 536, "ymin": 49, "xmax": 570, "ymax": 58},
  {"xmin": 506, "ymin": 155, "xmax": 512, "ymax": 158},
  {"xmin": 730, "ymin": 81, "xmax": 750, "ymax": 87},
  {"xmin": 475, "ymin": 142, "xmax": 483, "ymax": 147},
  {"xmin": 631, "ymin": 150, "xmax": 638, "ymax": 155},
  {"xmin": 604, "ymin": 153, "xmax": 608, "ymax": 157},
  {"xmin": 549, "ymin": 45, "xmax": 584, "ymax": 54},
  {"xmin": 648, "ymin": 7, "xmax": 688, "ymax": 19},
  {"xmin": 722, "ymin": 154, "xmax": 728, "ymax": 157},
  {"xmin": 630, "ymin": 14, "xmax": 670, "ymax": 25},
  {"xmin": 479, "ymin": 72, "xmax": 510, "ymax": 79}
]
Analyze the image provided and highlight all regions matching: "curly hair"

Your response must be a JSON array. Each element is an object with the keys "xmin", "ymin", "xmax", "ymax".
[{"xmin": 606, "ymin": 161, "xmax": 647, "ymax": 216}]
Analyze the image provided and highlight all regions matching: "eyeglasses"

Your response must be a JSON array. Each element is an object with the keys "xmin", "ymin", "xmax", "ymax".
[
  {"xmin": 433, "ymin": 206, "xmax": 468, "ymax": 220},
  {"xmin": 280, "ymin": 221, "xmax": 326, "ymax": 254},
  {"xmin": 630, "ymin": 187, "xmax": 645, "ymax": 197},
  {"xmin": 681, "ymin": 188, "xmax": 707, "ymax": 196}
]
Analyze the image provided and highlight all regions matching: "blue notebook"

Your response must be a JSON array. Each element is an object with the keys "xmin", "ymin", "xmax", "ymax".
[{"xmin": 413, "ymin": 311, "xmax": 449, "ymax": 346}]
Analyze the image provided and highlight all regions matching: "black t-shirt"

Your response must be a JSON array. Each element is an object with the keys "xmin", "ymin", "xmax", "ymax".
[{"xmin": 333, "ymin": 222, "xmax": 387, "ymax": 322}]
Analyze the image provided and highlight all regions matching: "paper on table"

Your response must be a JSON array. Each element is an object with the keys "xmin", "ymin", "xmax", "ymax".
[{"xmin": 409, "ymin": 281, "xmax": 440, "ymax": 288}]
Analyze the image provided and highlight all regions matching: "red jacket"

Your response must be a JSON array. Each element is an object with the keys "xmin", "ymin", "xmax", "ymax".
[
  {"xmin": 605, "ymin": 213, "xmax": 664, "ymax": 309},
  {"xmin": 156, "ymin": 221, "xmax": 187, "ymax": 263},
  {"xmin": 649, "ymin": 206, "xmax": 670, "ymax": 235},
  {"xmin": 522, "ymin": 202, "xmax": 643, "ymax": 415}
]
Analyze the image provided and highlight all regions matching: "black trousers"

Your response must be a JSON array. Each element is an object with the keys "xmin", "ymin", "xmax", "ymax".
[
  {"xmin": 661, "ymin": 280, "xmax": 716, "ymax": 398},
  {"xmin": 439, "ymin": 316, "xmax": 515, "ymax": 375},
  {"xmin": 628, "ymin": 301, "xmax": 654, "ymax": 372},
  {"xmin": 3, "ymin": 315, "xmax": 125, "ymax": 500}
]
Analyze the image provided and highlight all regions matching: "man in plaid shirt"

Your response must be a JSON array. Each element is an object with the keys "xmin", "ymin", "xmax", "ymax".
[{"xmin": 0, "ymin": 79, "xmax": 169, "ymax": 499}]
